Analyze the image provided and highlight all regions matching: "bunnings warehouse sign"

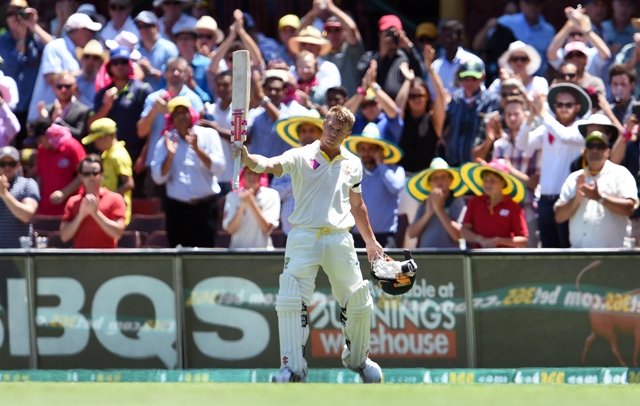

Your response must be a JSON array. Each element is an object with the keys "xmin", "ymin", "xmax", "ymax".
[
  {"xmin": 0, "ymin": 251, "xmax": 638, "ymax": 369},
  {"xmin": 181, "ymin": 254, "xmax": 466, "ymax": 369}
]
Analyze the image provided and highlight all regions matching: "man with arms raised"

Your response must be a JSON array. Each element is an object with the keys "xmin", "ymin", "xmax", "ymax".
[{"xmin": 235, "ymin": 105, "xmax": 384, "ymax": 383}]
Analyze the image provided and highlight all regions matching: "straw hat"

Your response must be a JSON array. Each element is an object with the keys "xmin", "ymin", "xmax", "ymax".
[
  {"xmin": 275, "ymin": 111, "xmax": 324, "ymax": 148},
  {"xmin": 196, "ymin": 16, "xmax": 225, "ymax": 44},
  {"xmin": 460, "ymin": 160, "xmax": 526, "ymax": 203},
  {"xmin": 406, "ymin": 157, "xmax": 467, "ymax": 202},
  {"xmin": 343, "ymin": 122, "xmax": 403, "ymax": 164},
  {"xmin": 288, "ymin": 26, "xmax": 332, "ymax": 56}
]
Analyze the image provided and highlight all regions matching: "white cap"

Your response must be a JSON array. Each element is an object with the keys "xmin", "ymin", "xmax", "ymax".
[{"xmin": 65, "ymin": 12, "xmax": 103, "ymax": 32}]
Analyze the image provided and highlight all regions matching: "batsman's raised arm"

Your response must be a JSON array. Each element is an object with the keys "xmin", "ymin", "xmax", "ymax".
[{"xmin": 234, "ymin": 144, "xmax": 284, "ymax": 177}]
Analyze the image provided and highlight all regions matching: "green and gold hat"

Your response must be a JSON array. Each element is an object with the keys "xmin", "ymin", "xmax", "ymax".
[
  {"xmin": 460, "ymin": 160, "xmax": 526, "ymax": 203},
  {"xmin": 82, "ymin": 118, "xmax": 117, "ymax": 145},
  {"xmin": 406, "ymin": 157, "xmax": 467, "ymax": 202},
  {"xmin": 275, "ymin": 111, "xmax": 324, "ymax": 148},
  {"xmin": 344, "ymin": 122, "xmax": 403, "ymax": 164}
]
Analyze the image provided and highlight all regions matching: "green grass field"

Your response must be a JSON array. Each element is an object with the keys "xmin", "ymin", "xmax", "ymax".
[{"xmin": 1, "ymin": 383, "xmax": 639, "ymax": 406}]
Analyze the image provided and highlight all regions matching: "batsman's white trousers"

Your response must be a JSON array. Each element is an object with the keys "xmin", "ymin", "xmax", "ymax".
[{"xmin": 283, "ymin": 228, "xmax": 363, "ymax": 307}]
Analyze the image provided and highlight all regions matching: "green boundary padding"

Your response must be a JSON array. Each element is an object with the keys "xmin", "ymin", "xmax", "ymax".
[{"xmin": 0, "ymin": 368, "xmax": 637, "ymax": 384}]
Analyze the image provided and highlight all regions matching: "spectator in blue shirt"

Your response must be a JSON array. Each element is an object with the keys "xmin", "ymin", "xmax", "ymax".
[
  {"xmin": 134, "ymin": 11, "xmax": 179, "ymax": 92},
  {"xmin": 0, "ymin": 1, "xmax": 52, "ymax": 148},
  {"xmin": 344, "ymin": 122, "xmax": 405, "ymax": 248},
  {"xmin": 497, "ymin": 0, "xmax": 556, "ymax": 76}
]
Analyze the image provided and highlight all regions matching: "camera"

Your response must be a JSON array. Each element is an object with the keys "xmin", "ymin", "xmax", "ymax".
[
  {"xmin": 17, "ymin": 9, "xmax": 30, "ymax": 19},
  {"xmin": 383, "ymin": 28, "xmax": 399, "ymax": 45}
]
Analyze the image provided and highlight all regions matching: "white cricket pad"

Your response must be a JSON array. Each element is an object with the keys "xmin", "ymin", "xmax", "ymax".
[
  {"xmin": 341, "ymin": 280, "xmax": 373, "ymax": 371},
  {"xmin": 275, "ymin": 273, "xmax": 308, "ymax": 379}
]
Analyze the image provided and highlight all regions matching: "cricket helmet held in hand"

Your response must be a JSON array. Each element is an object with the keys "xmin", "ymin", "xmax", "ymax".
[{"xmin": 370, "ymin": 250, "xmax": 418, "ymax": 295}]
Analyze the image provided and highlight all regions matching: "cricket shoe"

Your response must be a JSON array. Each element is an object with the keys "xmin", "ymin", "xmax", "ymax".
[
  {"xmin": 272, "ymin": 367, "xmax": 307, "ymax": 383},
  {"xmin": 358, "ymin": 358, "xmax": 383, "ymax": 383}
]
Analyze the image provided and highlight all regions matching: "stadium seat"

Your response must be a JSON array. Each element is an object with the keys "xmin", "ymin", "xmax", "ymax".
[
  {"xmin": 128, "ymin": 213, "xmax": 165, "ymax": 234},
  {"xmin": 117, "ymin": 230, "xmax": 146, "ymax": 248},
  {"xmin": 215, "ymin": 230, "xmax": 231, "ymax": 248},
  {"xmin": 143, "ymin": 230, "xmax": 169, "ymax": 248},
  {"xmin": 271, "ymin": 228, "xmax": 286, "ymax": 248},
  {"xmin": 46, "ymin": 231, "xmax": 72, "ymax": 249},
  {"xmin": 132, "ymin": 197, "xmax": 163, "ymax": 215},
  {"xmin": 32, "ymin": 214, "xmax": 63, "ymax": 234}
]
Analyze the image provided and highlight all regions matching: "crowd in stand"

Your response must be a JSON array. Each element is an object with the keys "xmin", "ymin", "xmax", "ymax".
[{"xmin": 1, "ymin": 0, "xmax": 640, "ymax": 250}]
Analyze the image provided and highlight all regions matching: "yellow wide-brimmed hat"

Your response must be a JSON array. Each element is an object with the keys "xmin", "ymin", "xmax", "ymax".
[
  {"xmin": 460, "ymin": 160, "xmax": 525, "ymax": 203},
  {"xmin": 344, "ymin": 122, "xmax": 403, "ymax": 164},
  {"xmin": 406, "ymin": 157, "xmax": 467, "ymax": 202},
  {"xmin": 275, "ymin": 112, "xmax": 324, "ymax": 148}
]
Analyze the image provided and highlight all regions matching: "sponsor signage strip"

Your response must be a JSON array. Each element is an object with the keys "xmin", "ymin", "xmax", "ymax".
[{"xmin": 0, "ymin": 368, "xmax": 634, "ymax": 384}]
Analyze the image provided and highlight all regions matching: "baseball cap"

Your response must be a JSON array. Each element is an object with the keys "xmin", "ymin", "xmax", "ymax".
[
  {"xmin": 172, "ymin": 20, "xmax": 197, "ymax": 36},
  {"xmin": 585, "ymin": 130, "xmax": 610, "ymax": 146},
  {"xmin": 8, "ymin": 0, "xmax": 28, "ymax": 8},
  {"xmin": 168, "ymin": 96, "xmax": 192, "ymax": 114},
  {"xmin": 458, "ymin": 60, "xmax": 485, "ymax": 79},
  {"xmin": 0, "ymin": 146, "xmax": 20, "ymax": 162},
  {"xmin": 564, "ymin": 41, "xmax": 588, "ymax": 57},
  {"xmin": 82, "ymin": 118, "xmax": 117, "ymax": 145},
  {"xmin": 109, "ymin": 46, "xmax": 131, "ymax": 61},
  {"xmin": 279, "ymin": 14, "xmax": 301, "ymax": 30},
  {"xmin": 324, "ymin": 16, "xmax": 342, "ymax": 29},
  {"xmin": 65, "ymin": 12, "xmax": 103, "ymax": 32},
  {"xmin": 134, "ymin": 10, "xmax": 158, "ymax": 26},
  {"xmin": 378, "ymin": 15, "xmax": 403, "ymax": 31},
  {"xmin": 416, "ymin": 22, "xmax": 437, "ymax": 39}
]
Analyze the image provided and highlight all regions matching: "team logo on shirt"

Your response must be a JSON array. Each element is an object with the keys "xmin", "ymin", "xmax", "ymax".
[
  {"xmin": 309, "ymin": 159, "xmax": 320, "ymax": 170},
  {"xmin": 341, "ymin": 164, "xmax": 356, "ymax": 176},
  {"xmin": 499, "ymin": 209, "xmax": 510, "ymax": 217}
]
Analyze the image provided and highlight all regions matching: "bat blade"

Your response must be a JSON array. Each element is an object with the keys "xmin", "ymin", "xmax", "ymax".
[{"xmin": 231, "ymin": 50, "xmax": 250, "ymax": 190}]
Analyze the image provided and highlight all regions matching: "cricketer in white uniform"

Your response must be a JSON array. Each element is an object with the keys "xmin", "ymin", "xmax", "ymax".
[{"xmin": 235, "ymin": 105, "xmax": 384, "ymax": 383}]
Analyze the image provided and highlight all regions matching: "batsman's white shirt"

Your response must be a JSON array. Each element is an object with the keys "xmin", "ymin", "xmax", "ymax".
[{"xmin": 276, "ymin": 140, "xmax": 363, "ymax": 231}]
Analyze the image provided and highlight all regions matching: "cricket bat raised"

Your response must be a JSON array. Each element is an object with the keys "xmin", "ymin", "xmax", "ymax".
[{"xmin": 231, "ymin": 50, "xmax": 251, "ymax": 190}]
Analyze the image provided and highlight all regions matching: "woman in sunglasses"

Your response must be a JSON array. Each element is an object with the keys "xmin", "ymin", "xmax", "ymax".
[{"xmin": 489, "ymin": 40, "xmax": 548, "ymax": 100}]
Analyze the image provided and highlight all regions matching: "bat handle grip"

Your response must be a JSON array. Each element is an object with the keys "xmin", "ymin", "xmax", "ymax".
[{"xmin": 232, "ymin": 155, "xmax": 241, "ymax": 190}]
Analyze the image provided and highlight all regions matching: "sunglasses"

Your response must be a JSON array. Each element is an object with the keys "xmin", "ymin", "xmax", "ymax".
[
  {"xmin": 325, "ymin": 28, "xmax": 342, "ymax": 33},
  {"xmin": 56, "ymin": 83, "xmax": 73, "ymax": 90},
  {"xmin": 565, "ymin": 51, "xmax": 585, "ymax": 59},
  {"xmin": 0, "ymin": 161, "xmax": 18, "ymax": 168},
  {"xmin": 82, "ymin": 55, "xmax": 103, "ymax": 61},
  {"xmin": 408, "ymin": 94, "xmax": 427, "ymax": 100},
  {"xmin": 501, "ymin": 91, "xmax": 521, "ymax": 98},
  {"xmin": 110, "ymin": 59, "xmax": 128, "ymax": 66},
  {"xmin": 562, "ymin": 72, "xmax": 577, "ymax": 79},
  {"xmin": 509, "ymin": 56, "xmax": 530, "ymax": 63},
  {"xmin": 586, "ymin": 142, "xmax": 608, "ymax": 150},
  {"xmin": 197, "ymin": 33, "xmax": 214, "ymax": 40},
  {"xmin": 554, "ymin": 102, "xmax": 576, "ymax": 109},
  {"xmin": 109, "ymin": 4, "xmax": 127, "ymax": 11},
  {"xmin": 80, "ymin": 170, "xmax": 102, "ymax": 177},
  {"xmin": 136, "ymin": 23, "xmax": 155, "ymax": 30},
  {"xmin": 568, "ymin": 32, "xmax": 584, "ymax": 37}
]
